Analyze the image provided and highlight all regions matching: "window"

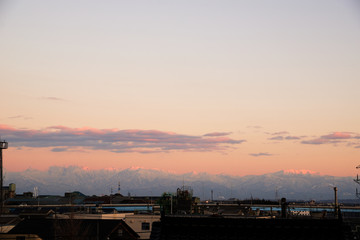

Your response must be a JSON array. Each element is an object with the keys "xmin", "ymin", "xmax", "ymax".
[
  {"xmin": 141, "ymin": 222, "xmax": 150, "ymax": 231},
  {"xmin": 117, "ymin": 229, "xmax": 123, "ymax": 237}
]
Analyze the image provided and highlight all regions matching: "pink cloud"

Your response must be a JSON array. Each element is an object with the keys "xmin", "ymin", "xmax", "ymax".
[
  {"xmin": 204, "ymin": 132, "xmax": 232, "ymax": 137},
  {"xmin": 247, "ymin": 125, "xmax": 262, "ymax": 129},
  {"xmin": 321, "ymin": 132, "xmax": 352, "ymax": 139},
  {"xmin": 301, "ymin": 131, "xmax": 358, "ymax": 146},
  {"xmin": 249, "ymin": 152, "xmax": 273, "ymax": 157},
  {"xmin": 268, "ymin": 135, "xmax": 301, "ymax": 141},
  {"xmin": 0, "ymin": 124, "xmax": 246, "ymax": 153},
  {"xmin": 285, "ymin": 136, "xmax": 301, "ymax": 140},
  {"xmin": 272, "ymin": 131, "xmax": 289, "ymax": 135},
  {"xmin": 268, "ymin": 136, "xmax": 283, "ymax": 141},
  {"xmin": 41, "ymin": 97, "xmax": 66, "ymax": 101},
  {"xmin": 8, "ymin": 115, "xmax": 32, "ymax": 120},
  {"xmin": 51, "ymin": 147, "xmax": 68, "ymax": 152},
  {"xmin": 301, "ymin": 138, "xmax": 330, "ymax": 145}
]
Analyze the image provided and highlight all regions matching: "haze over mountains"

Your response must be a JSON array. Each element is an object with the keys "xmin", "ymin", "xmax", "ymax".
[{"xmin": 4, "ymin": 166, "xmax": 357, "ymax": 201}]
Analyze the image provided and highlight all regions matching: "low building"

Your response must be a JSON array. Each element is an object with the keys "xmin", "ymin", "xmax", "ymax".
[
  {"xmin": 8, "ymin": 218, "xmax": 139, "ymax": 240},
  {"xmin": 2, "ymin": 183, "xmax": 16, "ymax": 200},
  {"xmin": 0, "ymin": 215, "xmax": 21, "ymax": 233},
  {"xmin": 124, "ymin": 214, "xmax": 160, "ymax": 240}
]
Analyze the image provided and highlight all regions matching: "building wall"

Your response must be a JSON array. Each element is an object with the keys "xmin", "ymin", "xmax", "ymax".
[{"xmin": 124, "ymin": 215, "xmax": 160, "ymax": 240}]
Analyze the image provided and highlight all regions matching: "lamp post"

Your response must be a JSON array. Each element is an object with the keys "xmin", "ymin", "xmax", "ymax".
[{"xmin": 0, "ymin": 140, "xmax": 8, "ymax": 215}]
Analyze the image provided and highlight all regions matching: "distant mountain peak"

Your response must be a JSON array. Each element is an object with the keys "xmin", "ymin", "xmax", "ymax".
[{"xmin": 282, "ymin": 169, "xmax": 320, "ymax": 175}]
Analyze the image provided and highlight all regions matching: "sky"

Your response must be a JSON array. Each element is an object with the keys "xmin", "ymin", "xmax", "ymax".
[{"xmin": 0, "ymin": 0, "xmax": 360, "ymax": 177}]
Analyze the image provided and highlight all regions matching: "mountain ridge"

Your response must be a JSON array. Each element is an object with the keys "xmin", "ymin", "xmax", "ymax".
[{"xmin": 4, "ymin": 166, "xmax": 357, "ymax": 200}]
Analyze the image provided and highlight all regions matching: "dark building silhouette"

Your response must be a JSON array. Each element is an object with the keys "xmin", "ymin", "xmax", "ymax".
[
  {"xmin": 7, "ymin": 218, "xmax": 139, "ymax": 240},
  {"xmin": 150, "ymin": 216, "xmax": 354, "ymax": 240}
]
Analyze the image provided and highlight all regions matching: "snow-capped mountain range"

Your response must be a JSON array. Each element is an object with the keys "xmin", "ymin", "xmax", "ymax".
[{"xmin": 4, "ymin": 166, "xmax": 357, "ymax": 201}]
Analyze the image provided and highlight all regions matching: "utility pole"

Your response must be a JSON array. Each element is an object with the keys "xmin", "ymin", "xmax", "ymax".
[
  {"xmin": 0, "ymin": 140, "xmax": 8, "ymax": 215},
  {"xmin": 334, "ymin": 187, "xmax": 338, "ymax": 218},
  {"xmin": 354, "ymin": 165, "xmax": 360, "ymax": 198},
  {"xmin": 170, "ymin": 195, "xmax": 173, "ymax": 215}
]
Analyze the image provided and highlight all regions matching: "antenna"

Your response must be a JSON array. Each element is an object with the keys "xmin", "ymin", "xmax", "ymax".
[
  {"xmin": 182, "ymin": 176, "xmax": 185, "ymax": 191},
  {"xmin": 33, "ymin": 187, "xmax": 39, "ymax": 206},
  {"xmin": 118, "ymin": 181, "xmax": 121, "ymax": 194},
  {"xmin": 202, "ymin": 182, "xmax": 204, "ymax": 201}
]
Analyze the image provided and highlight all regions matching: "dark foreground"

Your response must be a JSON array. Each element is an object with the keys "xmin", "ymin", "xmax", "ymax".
[{"xmin": 151, "ymin": 216, "xmax": 358, "ymax": 240}]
